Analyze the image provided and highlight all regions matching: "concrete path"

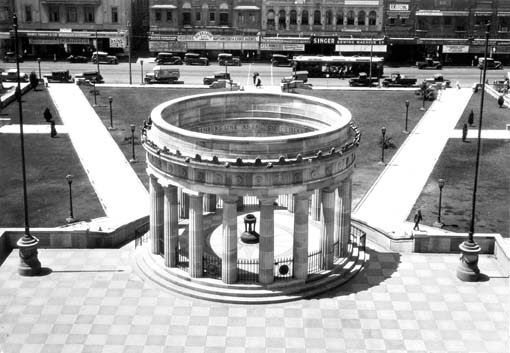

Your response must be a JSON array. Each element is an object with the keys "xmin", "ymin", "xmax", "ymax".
[
  {"xmin": 353, "ymin": 88, "xmax": 473, "ymax": 236},
  {"xmin": 0, "ymin": 124, "xmax": 67, "ymax": 134},
  {"xmin": 450, "ymin": 129, "xmax": 510, "ymax": 139},
  {"xmin": 47, "ymin": 84, "xmax": 148, "ymax": 223}
]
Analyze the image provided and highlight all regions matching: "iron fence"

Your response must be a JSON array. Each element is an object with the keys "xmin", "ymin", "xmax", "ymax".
[
  {"xmin": 351, "ymin": 225, "xmax": 367, "ymax": 252},
  {"xmin": 274, "ymin": 256, "xmax": 293, "ymax": 280},
  {"xmin": 307, "ymin": 249, "xmax": 323, "ymax": 274},
  {"xmin": 203, "ymin": 254, "xmax": 222, "ymax": 279},
  {"xmin": 176, "ymin": 248, "xmax": 189, "ymax": 273},
  {"xmin": 237, "ymin": 258, "xmax": 259, "ymax": 282}
]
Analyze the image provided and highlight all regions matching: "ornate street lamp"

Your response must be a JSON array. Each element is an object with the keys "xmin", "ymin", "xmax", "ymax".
[
  {"xmin": 403, "ymin": 100, "xmax": 410, "ymax": 133},
  {"xmin": 379, "ymin": 126, "xmax": 387, "ymax": 165},
  {"xmin": 130, "ymin": 124, "xmax": 136, "ymax": 163},
  {"xmin": 13, "ymin": 13, "xmax": 41, "ymax": 276},
  {"xmin": 65, "ymin": 174, "xmax": 76, "ymax": 224},
  {"xmin": 95, "ymin": 29, "xmax": 101, "ymax": 76},
  {"xmin": 37, "ymin": 57, "xmax": 41, "ymax": 80},
  {"xmin": 433, "ymin": 178, "xmax": 445, "ymax": 228},
  {"xmin": 108, "ymin": 96, "xmax": 114, "ymax": 130},
  {"xmin": 140, "ymin": 60, "xmax": 144, "ymax": 84},
  {"xmin": 457, "ymin": 23, "xmax": 490, "ymax": 282}
]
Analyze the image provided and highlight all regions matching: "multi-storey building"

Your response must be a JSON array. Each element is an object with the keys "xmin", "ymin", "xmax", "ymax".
[
  {"xmin": 385, "ymin": 0, "xmax": 510, "ymax": 65},
  {"xmin": 12, "ymin": 0, "xmax": 131, "ymax": 60},
  {"xmin": 0, "ymin": 0, "xmax": 15, "ymax": 57}
]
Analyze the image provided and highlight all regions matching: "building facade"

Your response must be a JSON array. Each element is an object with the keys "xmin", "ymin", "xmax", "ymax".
[{"xmin": 13, "ymin": 0, "xmax": 131, "ymax": 60}]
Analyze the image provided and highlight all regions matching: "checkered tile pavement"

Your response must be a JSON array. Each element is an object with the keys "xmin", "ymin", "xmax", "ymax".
[{"xmin": 0, "ymin": 243, "xmax": 507, "ymax": 353}]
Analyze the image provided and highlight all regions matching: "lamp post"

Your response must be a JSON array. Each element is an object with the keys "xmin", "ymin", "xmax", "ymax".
[
  {"xmin": 37, "ymin": 57, "xmax": 41, "ymax": 80},
  {"xmin": 368, "ymin": 36, "xmax": 374, "ymax": 87},
  {"xmin": 403, "ymin": 100, "xmax": 410, "ymax": 133},
  {"xmin": 433, "ymin": 178, "xmax": 445, "ymax": 228},
  {"xmin": 129, "ymin": 124, "xmax": 136, "ymax": 163},
  {"xmin": 95, "ymin": 29, "xmax": 100, "ymax": 76},
  {"xmin": 13, "ymin": 13, "xmax": 41, "ymax": 276},
  {"xmin": 92, "ymin": 81, "xmax": 97, "ymax": 106},
  {"xmin": 379, "ymin": 126, "xmax": 387, "ymax": 165},
  {"xmin": 140, "ymin": 60, "xmax": 144, "ymax": 84},
  {"xmin": 127, "ymin": 21, "xmax": 132, "ymax": 85},
  {"xmin": 108, "ymin": 96, "xmax": 114, "ymax": 130},
  {"xmin": 457, "ymin": 23, "xmax": 489, "ymax": 282},
  {"xmin": 65, "ymin": 174, "xmax": 76, "ymax": 223}
]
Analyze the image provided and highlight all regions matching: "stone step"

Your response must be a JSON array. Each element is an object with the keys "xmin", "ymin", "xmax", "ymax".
[{"xmin": 133, "ymin": 242, "xmax": 366, "ymax": 304}]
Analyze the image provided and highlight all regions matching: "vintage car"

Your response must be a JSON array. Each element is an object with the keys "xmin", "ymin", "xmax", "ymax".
[
  {"xmin": 3, "ymin": 51, "xmax": 23, "ymax": 63},
  {"xmin": 155, "ymin": 52, "xmax": 183, "ymax": 65},
  {"xmin": 75, "ymin": 71, "xmax": 104, "ymax": 84},
  {"xmin": 144, "ymin": 66, "xmax": 182, "ymax": 84},
  {"xmin": 270, "ymin": 54, "xmax": 293, "ymax": 67},
  {"xmin": 1, "ymin": 68, "xmax": 28, "ymax": 82},
  {"xmin": 67, "ymin": 55, "xmax": 88, "ymax": 63},
  {"xmin": 416, "ymin": 57, "xmax": 442, "ymax": 70},
  {"xmin": 348, "ymin": 72, "xmax": 379, "ymax": 87},
  {"xmin": 91, "ymin": 51, "xmax": 118, "ymax": 65},
  {"xmin": 203, "ymin": 72, "xmax": 231, "ymax": 85},
  {"xmin": 218, "ymin": 53, "xmax": 242, "ymax": 66},
  {"xmin": 478, "ymin": 57, "xmax": 503, "ymax": 70},
  {"xmin": 184, "ymin": 53, "xmax": 209, "ymax": 66},
  {"xmin": 43, "ymin": 70, "xmax": 74, "ymax": 83},
  {"xmin": 423, "ymin": 74, "xmax": 451, "ymax": 88},
  {"xmin": 382, "ymin": 73, "xmax": 418, "ymax": 87}
]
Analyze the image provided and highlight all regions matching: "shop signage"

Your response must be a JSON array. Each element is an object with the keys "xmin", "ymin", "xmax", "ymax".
[
  {"xmin": 260, "ymin": 43, "xmax": 305, "ymax": 51},
  {"xmin": 149, "ymin": 35, "xmax": 177, "ymax": 41},
  {"xmin": 149, "ymin": 41, "xmax": 187, "ymax": 52},
  {"xmin": 29, "ymin": 38, "xmax": 89, "ymax": 45},
  {"xmin": 110, "ymin": 37, "xmax": 126, "ymax": 48},
  {"xmin": 442, "ymin": 45, "xmax": 469, "ymax": 53},
  {"xmin": 180, "ymin": 34, "xmax": 257, "ymax": 41},
  {"xmin": 389, "ymin": 4, "xmax": 409, "ymax": 11},
  {"xmin": 23, "ymin": 30, "xmax": 125, "ymax": 39},
  {"xmin": 336, "ymin": 44, "xmax": 387, "ymax": 52},
  {"xmin": 337, "ymin": 38, "xmax": 385, "ymax": 45},
  {"xmin": 311, "ymin": 36, "xmax": 337, "ymax": 45},
  {"xmin": 416, "ymin": 10, "xmax": 442, "ymax": 16},
  {"xmin": 193, "ymin": 31, "xmax": 214, "ymax": 41}
]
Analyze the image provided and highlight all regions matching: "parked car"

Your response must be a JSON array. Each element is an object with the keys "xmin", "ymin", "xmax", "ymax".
[
  {"xmin": 144, "ymin": 66, "xmax": 182, "ymax": 84},
  {"xmin": 1, "ymin": 68, "xmax": 28, "ymax": 82},
  {"xmin": 382, "ymin": 73, "xmax": 417, "ymax": 87},
  {"xmin": 155, "ymin": 52, "xmax": 183, "ymax": 65},
  {"xmin": 91, "ymin": 51, "xmax": 118, "ymax": 65},
  {"xmin": 416, "ymin": 57, "xmax": 442, "ymax": 69},
  {"xmin": 184, "ymin": 53, "xmax": 209, "ymax": 66},
  {"xmin": 67, "ymin": 55, "xmax": 88, "ymax": 63},
  {"xmin": 3, "ymin": 51, "xmax": 23, "ymax": 63},
  {"xmin": 218, "ymin": 53, "xmax": 241, "ymax": 66},
  {"xmin": 424, "ymin": 74, "xmax": 451, "ymax": 88},
  {"xmin": 75, "ymin": 71, "xmax": 104, "ymax": 84},
  {"xmin": 43, "ymin": 70, "xmax": 74, "ymax": 83},
  {"xmin": 203, "ymin": 72, "xmax": 231, "ymax": 85},
  {"xmin": 270, "ymin": 54, "xmax": 293, "ymax": 67},
  {"xmin": 281, "ymin": 70, "xmax": 309, "ymax": 84},
  {"xmin": 348, "ymin": 72, "xmax": 379, "ymax": 87},
  {"xmin": 478, "ymin": 57, "xmax": 503, "ymax": 70}
]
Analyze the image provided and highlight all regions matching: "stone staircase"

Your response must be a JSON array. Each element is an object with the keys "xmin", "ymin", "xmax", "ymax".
[{"xmin": 133, "ymin": 240, "xmax": 367, "ymax": 304}]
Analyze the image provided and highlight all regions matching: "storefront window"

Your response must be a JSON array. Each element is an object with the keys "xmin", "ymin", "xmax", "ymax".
[
  {"xmin": 347, "ymin": 11, "xmax": 355, "ymax": 25},
  {"xmin": 112, "ymin": 7, "xmax": 118, "ymax": 23},
  {"xmin": 49, "ymin": 6, "xmax": 60, "ymax": 22},
  {"xmin": 290, "ymin": 10, "xmax": 297, "ymax": 25},
  {"xmin": 66, "ymin": 7, "xmax": 77, "ymax": 23},
  {"xmin": 302, "ymin": 10, "xmax": 309, "ymax": 25},
  {"xmin": 314, "ymin": 11, "xmax": 321, "ymax": 25},
  {"xmin": 369, "ymin": 11, "xmax": 376, "ymax": 26},
  {"xmin": 84, "ymin": 6, "xmax": 95, "ymax": 23},
  {"xmin": 25, "ymin": 6, "xmax": 32, "ymax": 22}
]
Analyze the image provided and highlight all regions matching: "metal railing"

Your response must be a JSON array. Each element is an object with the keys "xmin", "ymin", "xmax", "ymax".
[
  {"xmin": 307, "ymin": 249, "xmax": 323, "ymax": 274},
  {"xmin": 237, "ymin": 258, "xmax": 259, "ymax": 282},
  {"xmin": 203, "ymin": 254, "xmax": 222, "ymax": 279},
  {"xmin": 176, "ymin": 249, "xmax": 189, "ymax": 272},
  {"xmin": 274, "ymin": 256, "xmax": 293, "ymax": 280}
]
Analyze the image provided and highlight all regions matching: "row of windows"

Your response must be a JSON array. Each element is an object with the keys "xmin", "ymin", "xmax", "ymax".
[
  {"xmin": 267, "ymin": 9, "xmax": 377, "ymax": 27},
  {"xmin": 154, "ymin": 10, "xmax": 257, "ymax": 25},
  {"xmin": 23, "ymin": 5, "xmax": 118, "ymax": 24}
]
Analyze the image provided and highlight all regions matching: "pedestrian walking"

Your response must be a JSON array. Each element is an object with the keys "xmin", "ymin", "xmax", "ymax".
[
  {"xmin": 253, "ymin": 72, "xmax": 258, "ymax": 85},
  {"xmin": 497, "ymin": 95, "xmax": 505, "ymax": 108},
  {"xmin": 413, "ymin": 210, "xmax": 423, "ymax": 231},
  {"xmin": 43, "ymin": 107, "xmax": 52, "ymax": 123},
  {"xmin": 50, "ymin": 120, "xmax": 57, "ymax": 138},
  {"xmin": 255, "ymin": 74, "xmax": 262, "ymax": 88},
  {"xmin": 462, "ymin": 123, "xmax": 468, "ymax": 142}
]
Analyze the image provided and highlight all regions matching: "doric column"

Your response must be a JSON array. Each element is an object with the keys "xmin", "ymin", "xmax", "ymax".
[
  {"xmin": 259, "ymin": 197, "xmax": 275, "ymax": 284},
  {"xmin": 311, "ymin": 189, "xmax": 321, "ymax": 221},
  {"xmin": 334, "ymin": 187, "xmax": 341, "ymax": 258},
  {"xmin": 203, "ymin": 194, "xmax": 217, "ymax": 213},
  {"xmin": 338, "ymin": 178, "xmax": 352, "ymax": 257},
  {"xmin": 293, "ymin": 193, "xmax": 310, "ymax": 280},
  {"xmin": 320, "ymin": 187, "xmax": 336, "ymax": 270},
  {"xmin": 188, "ymin": 194, "xmax": 203, "ymax": 278},
  {"xmin": 163, "ymin": 185, "xmax": 178, "ymax": 267},
  {"xmin": 178, "ymin": 188, "xmax": 189, "ymax": 219},
  {"xmin": 221, "ymin": 196, "xmax": 238, "ymax": 283},
  {"xmin": 287, "ymin": 194, "xmax": 295, "ymax": 213},
  {"xmin": 149, "ymin": 175, "xmax": 164, "ymax": 255}
]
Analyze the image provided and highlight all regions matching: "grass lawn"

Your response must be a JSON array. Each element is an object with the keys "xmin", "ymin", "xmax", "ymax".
[
  {"xmin": 0, "ymin": 88, "xmax": 105, "ymax": 227},
  {"xmin": 408, "ymin": 139, "xmax": 510, "ymax": 237},
  {"xmin": 455, "ymin": 89, "xmax": 510, "ymax": 130}
]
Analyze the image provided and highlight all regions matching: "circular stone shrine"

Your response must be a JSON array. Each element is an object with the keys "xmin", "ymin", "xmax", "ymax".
[{"xmin": 138, "ymin": 91, "xmax": 365, "ymax": 303}]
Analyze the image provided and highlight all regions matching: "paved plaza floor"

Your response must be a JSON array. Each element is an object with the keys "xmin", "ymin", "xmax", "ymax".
[{"xmin": 0, "ymin": 244, "xmax": 508, "ymax": 353}]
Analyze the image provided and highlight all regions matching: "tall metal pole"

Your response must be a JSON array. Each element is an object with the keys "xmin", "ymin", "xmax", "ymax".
[
  {"xmin": 37, "ymin": 58, "xmax": 41, "ymax": 80},
  {"xmin": 368, "ymin": 36, "xmax": 374, "ymax": 86},
  {"xmin": 128, "ymin": 21, "xmax": 132, "ymax": 85},
  {"xmin": 13, "ymin": 13, "xmax": 41, "ymax": 276},
  {"xmin": 95, "ymin": 30, "xmax": 100, "ymax": 76}
]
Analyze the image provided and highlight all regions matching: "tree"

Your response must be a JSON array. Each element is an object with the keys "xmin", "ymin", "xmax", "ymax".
[
  {"xmin": 29, "ymin": 71, "xmax": 38, "ymax": 91},
  {"xmin": 467, "ymin": 109, "xmax": 474, "ymax": 126}
]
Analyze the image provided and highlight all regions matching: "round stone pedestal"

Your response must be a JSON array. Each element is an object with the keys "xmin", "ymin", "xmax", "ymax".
[
  {"xmin": 17, "ymin": 235, "xmax": 41, "ymax": 276},
  {"xmin": 456, "ymin": 240, "xmax": 481, "ymax": 282}
]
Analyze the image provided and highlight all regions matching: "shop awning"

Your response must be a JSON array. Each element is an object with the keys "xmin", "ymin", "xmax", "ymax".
[
  {"xmin": 474, "ymin": 11, "xmax": 493, "ymax": 16},
  {"xmin": 151, "ymin": 5, "xmax": 177, "ymax": 9},
  {"xmin": 498, "ymin": 12, "xmax": 510, "ymax": 17},
  {"xmin": 416, "ymin": 10, "xmax": 468, "ymax": 16},
  {"xmin": 441, "ymin": 11, "xmax": 469, "ymax": 16},
  {"xmin": 233, "ymin": 6, "xmax": 260, "ymax": 10}
]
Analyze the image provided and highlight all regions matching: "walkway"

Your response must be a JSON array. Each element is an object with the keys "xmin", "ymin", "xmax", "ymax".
[
  {"xmin": 353, "ymin": 88, "xmax": 473, "ymax": 236},
  {"xmin": 47, "ymin": 84, "xmax": 148, "ymax": 223}
]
